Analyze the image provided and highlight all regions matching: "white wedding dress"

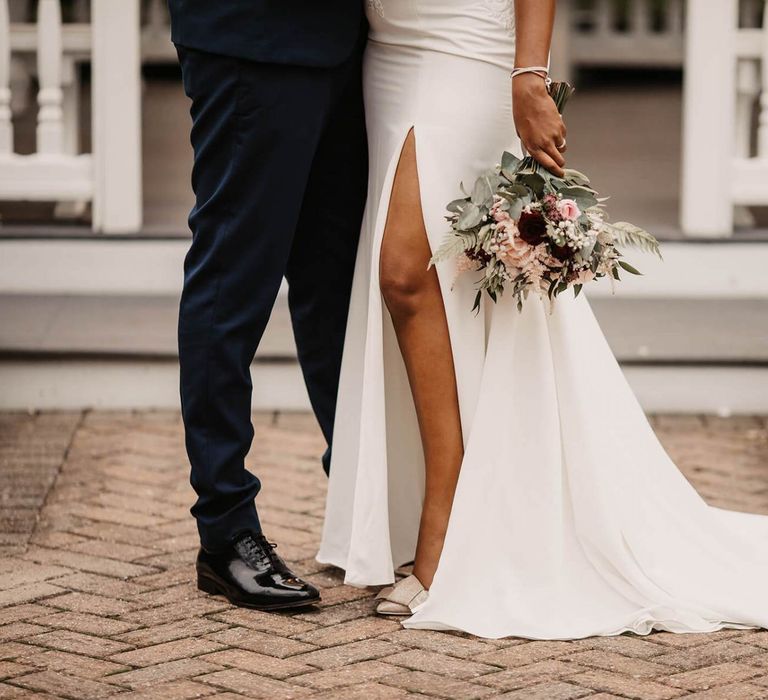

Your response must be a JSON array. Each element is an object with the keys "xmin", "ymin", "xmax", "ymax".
[{"xmin": 316, "ymin": 0, "xmax": 768, "ymax": 639}]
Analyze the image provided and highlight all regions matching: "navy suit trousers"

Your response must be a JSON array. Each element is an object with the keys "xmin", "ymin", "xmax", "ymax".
[{"xmin": 176, "ymin": 46, "xmax": 368, "ymax": 550}]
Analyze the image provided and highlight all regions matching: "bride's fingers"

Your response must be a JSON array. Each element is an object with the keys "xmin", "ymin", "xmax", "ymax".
[
  {"xmin": 541, "ymin": 140, "xmax": 566, "ymax": 169},
  {"xmin": 529, "ymin": 147, "xmax": 564, "ymax": 177}
]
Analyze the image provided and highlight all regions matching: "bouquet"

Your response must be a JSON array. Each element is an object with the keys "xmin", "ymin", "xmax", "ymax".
[{"xmin": 429, "ymin": 81, "xmax": 661, "ymax": 313}]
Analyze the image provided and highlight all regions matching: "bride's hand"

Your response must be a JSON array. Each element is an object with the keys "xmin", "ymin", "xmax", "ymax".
[{"xmin": 512, "ymin": 74, "xmax": 567, "ymax": 177}]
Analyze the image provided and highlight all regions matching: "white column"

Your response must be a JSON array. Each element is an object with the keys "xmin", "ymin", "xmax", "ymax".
[
  {"xmin": 735, "ymin": 60, "xmax": 759, "ymax": 158},
  {"xmin": 595, "ymin": 0, "xmax": 613, "ymax": 37},
  {"xmin": 549, "ymin": 0, "xmax": 572, "ymax": 84},
  {"xmin": 667, "ymin": 0, "xmax": 684, "ymax": 35},
  {"xmin": 36, "ymin": 0, "xmax": 64, "ymax": 154},
  {"xmin": 60, "ymin": 59, "xmax": 80, "ymax": 156},
  {"xmin": 146, "ymin": 0, "xmax": 168, "ymax": 39},
  {"xmin": 758, "ymin": 0, "xmax": 768, "ymax": 157},
  {"xmin": 71, "ymin": 0, "xmax": 90, "ymax": 22},
  {"xmin": 54, "ymin": 57, "xmax": 88, "ymax": 220},
  {"xmin": 91, "ymin": 0, "xmax": 143, "ymax": 233},
  {"xmin": 0, "ymin": 0, "xmax": 12, "ymax": 154},
  {"xmin": 630, "ymin": 0, "xmax": 650, "ymax": 36},
  {"xmin": 681, "ymin": 0, "xmax": 738, "ymax": 237}
]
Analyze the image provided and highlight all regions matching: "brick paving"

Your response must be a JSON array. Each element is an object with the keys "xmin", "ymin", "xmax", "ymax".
[{"xmin": 0, "ymin": 410, "xmax": 767, "ymax": 699}]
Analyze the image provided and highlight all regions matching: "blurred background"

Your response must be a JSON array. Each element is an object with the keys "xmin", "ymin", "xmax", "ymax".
[{"xmin": 0, "ymin": 0, "xmax": 766, "ymax": 415}]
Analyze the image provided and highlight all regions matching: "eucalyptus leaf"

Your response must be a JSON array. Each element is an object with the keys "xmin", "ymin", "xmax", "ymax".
[
  {"xmin": 446, "ymin": 197, "xmax": 469, "ymax": 214},
  {"xmin": 574, "ymin": 284, "xmax": 583, "ymax": 298},
  {"xmin": 504, "ymin": 184, "xmax": 530, "ymax": 198},
  {"xmin": 457, "ymin": 202, "xmax": 482, "ymax": 230},
  {"xmin": 507, "ymin": 198, "xmax": 524, "ymax": 221},
  {"xmin": 563, "ymin": 168, "xmax": 591, "ymax": 185},
  {"xmin": 501, "ymin": 150, "xmax": 521, "ymax": 179},
  {"xmin": 618, "ymin": 260, "xmax": 642, "ymax": 275},
  {"xmin": 471, "ymin": 175, "xmax": 493, "ymax": 206},
  {"xmin": 519, "ymin": 172, "xmax": 546, "ymax": 197},
  {"xmin": 559, "ymin": 186, "xmax": 598, "ymax": 209}
]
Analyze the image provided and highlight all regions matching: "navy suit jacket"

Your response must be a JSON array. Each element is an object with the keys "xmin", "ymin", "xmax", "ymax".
[{"xmin": 168, "ymin": 0, "xmax": 366, "ymax": 67}]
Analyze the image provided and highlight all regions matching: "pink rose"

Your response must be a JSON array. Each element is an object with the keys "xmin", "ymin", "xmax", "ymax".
[{"xmin": 557, "ymin": 198, "xmax": 581, "ymax": 221}]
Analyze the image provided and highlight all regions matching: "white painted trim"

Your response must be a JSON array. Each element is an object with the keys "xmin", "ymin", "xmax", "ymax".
[
  {"xmin": 91, "ymin": 0, "xmax": 143, "ymax": 233},
  {"xmin": 733, "ymin": 159, "xmax": 768, "ymax": 204},
  {"xmin": 626, "ymin": 365, "xmax": 768, "ymax": 415},
  {"xmin": 0, "ymin": 360, "xmax": 310, "ymax": 412},
  {"xmin": 1, "ymin": 359, "xmax": 765, "ymax": 414},
  {"xmin": 585, "ymin": 243, "xmax": 768, "ymax": 298},
  {"xmin": 9, "ymin": 22, "xmax": 91, "ymax": 55},
  {"xmin": 0, "ymin": 239, "xmax": 186, "ymax": 295},
  {"xmin": 0, "ymin": 154, "xmax": 92, "ymax": 199},
  {"xmin": 2, "ymin": 240, "xmax": 768, "ymax": 298}
]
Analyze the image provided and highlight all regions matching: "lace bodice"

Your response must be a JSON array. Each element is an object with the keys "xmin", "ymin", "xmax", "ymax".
[
  {"xmin": 483, "ymin": 0, "xmax": 514, "ymax": 34},
  {"xmin": 367, "ymin": 0, "xmax": 385, "ymax": 18}
]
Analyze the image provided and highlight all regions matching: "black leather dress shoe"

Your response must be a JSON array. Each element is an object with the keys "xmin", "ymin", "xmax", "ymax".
[{"xmin": 196, "ymin": 531, "xmax": 320, "ymax": 610}]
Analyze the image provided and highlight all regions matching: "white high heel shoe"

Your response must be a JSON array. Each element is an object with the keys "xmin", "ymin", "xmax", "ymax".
[{"xmin": 375, "ymin": 574, "xmax": 428, "ymax": 616}]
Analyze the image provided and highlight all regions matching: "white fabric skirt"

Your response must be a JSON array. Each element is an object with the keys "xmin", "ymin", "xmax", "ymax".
[{"xmin": 317, "ymin": 15, "xmax": 768, "ymax": 640}]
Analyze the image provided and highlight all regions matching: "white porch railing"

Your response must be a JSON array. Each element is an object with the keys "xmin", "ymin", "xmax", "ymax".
[
  {"xmin": 2, "ymin": 1, "xmax": 766, "ymax": 238},
  {"xmin": 682, "ymin": 0, "xmax": 768, "ymax": 237},
  {"xmin": 0, "ymin": 0, "xmax": 142, "ymax": 233},
  {"xmin": 552, "ymin": 0, "xmax": 686, "ymax": 82}
]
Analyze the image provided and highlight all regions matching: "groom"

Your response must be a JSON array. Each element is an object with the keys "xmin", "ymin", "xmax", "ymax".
[{"xmin": 169, "ymin": 1, "xmax": 368, "ymax": 609}]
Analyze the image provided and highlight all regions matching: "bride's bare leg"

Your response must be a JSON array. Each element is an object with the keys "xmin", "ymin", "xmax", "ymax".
[{"xmin": 379, "ymin": 129, "xmax": 463, "ymax": 589}]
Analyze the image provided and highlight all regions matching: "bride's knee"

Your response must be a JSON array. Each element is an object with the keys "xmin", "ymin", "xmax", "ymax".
[{"xmin": 380, "ymin": 263, "xmax": 429, "ymax": 317}]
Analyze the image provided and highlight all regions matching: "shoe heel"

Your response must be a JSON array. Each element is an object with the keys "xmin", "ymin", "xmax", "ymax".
[{"xmin": 196, "ymin": 574, "xmax": 220, "ymax": 595}]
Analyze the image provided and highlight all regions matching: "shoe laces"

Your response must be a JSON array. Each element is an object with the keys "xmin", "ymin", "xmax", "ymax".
[{"xmin": 235, "ymin": 532, "xmax": 283, "ymax": 571}]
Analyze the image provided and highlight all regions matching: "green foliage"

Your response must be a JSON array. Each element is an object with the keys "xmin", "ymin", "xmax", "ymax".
[
  {"xmin": 607, "ymin": 222, "xmax": 662, "ymax": 259},
  {"xmin": 446, "ymin": 197, "xmax": 469, "ymax": 214},
  {"xmin": 563, "ymin": 168, "xmax": 591, "ymax": 186},
  {"xmin": 429, "ymin": 231, "xmax": 477, "ymax": 266},
  {"xmin": 501, "ymin": 151, "xmax": 522, "ymax": 180},
  {"xmin": 456, "ymin": 202, "xmax": 483, "ymax": 230},
  {"xmin": 558, "ymin": 186, "xmax": 598, "ymax": 210},
  {"xmin": 430, "ymin": 78, "xmax": 662, "ymax": 313},
  {"xmin": 618, "ymin": 260, "xmax": 642, "ymax": 275}
]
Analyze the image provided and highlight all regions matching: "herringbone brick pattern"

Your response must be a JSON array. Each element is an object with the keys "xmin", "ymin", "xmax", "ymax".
[{"xmin": 0, "ymin": 411, "xmax": 767, "ymax": 699}]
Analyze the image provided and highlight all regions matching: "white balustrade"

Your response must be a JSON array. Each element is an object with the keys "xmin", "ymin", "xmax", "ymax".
[
  {"xmin": 759, "ymin": 5, "xmax": 768, "ymax": 156},
  {"xmin": 1, "ymin": 1, "xmax": 763, "ymax": 238},
  {"xmin": 0, "ymin": 0, "xmax": 12, "ymax": 154},
  {"xmin": 567, "ymin": 0, "xmax": 685, "ymax": 69},
  {"xmin": 36, "ymin": 0, "xmax": 64, "ymax": 154},
  {"xmin": 682, "ymin": 0, "xmax": 768, "ymax": 236},
  {"xmin": 0, "ymin": 0, "xmax": 142, "ymax": 232}
]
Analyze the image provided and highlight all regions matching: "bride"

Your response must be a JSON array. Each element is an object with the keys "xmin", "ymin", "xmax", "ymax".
[{"xmin": 317, "ymin": 0, "xmax": 768, "ymax": 639}]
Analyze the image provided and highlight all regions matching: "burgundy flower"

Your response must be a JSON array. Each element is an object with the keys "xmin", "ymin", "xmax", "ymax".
[
  {"xmin": 467, "ymin": 248, "xmax": 492, "ymax": 265},
  {"xmin": 517, "ymin": 211, "xmax": 547, "ymax": 246},
  {"xmin": 551, "ymin": 243, "xmax": 573, "ymax": 261}
]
